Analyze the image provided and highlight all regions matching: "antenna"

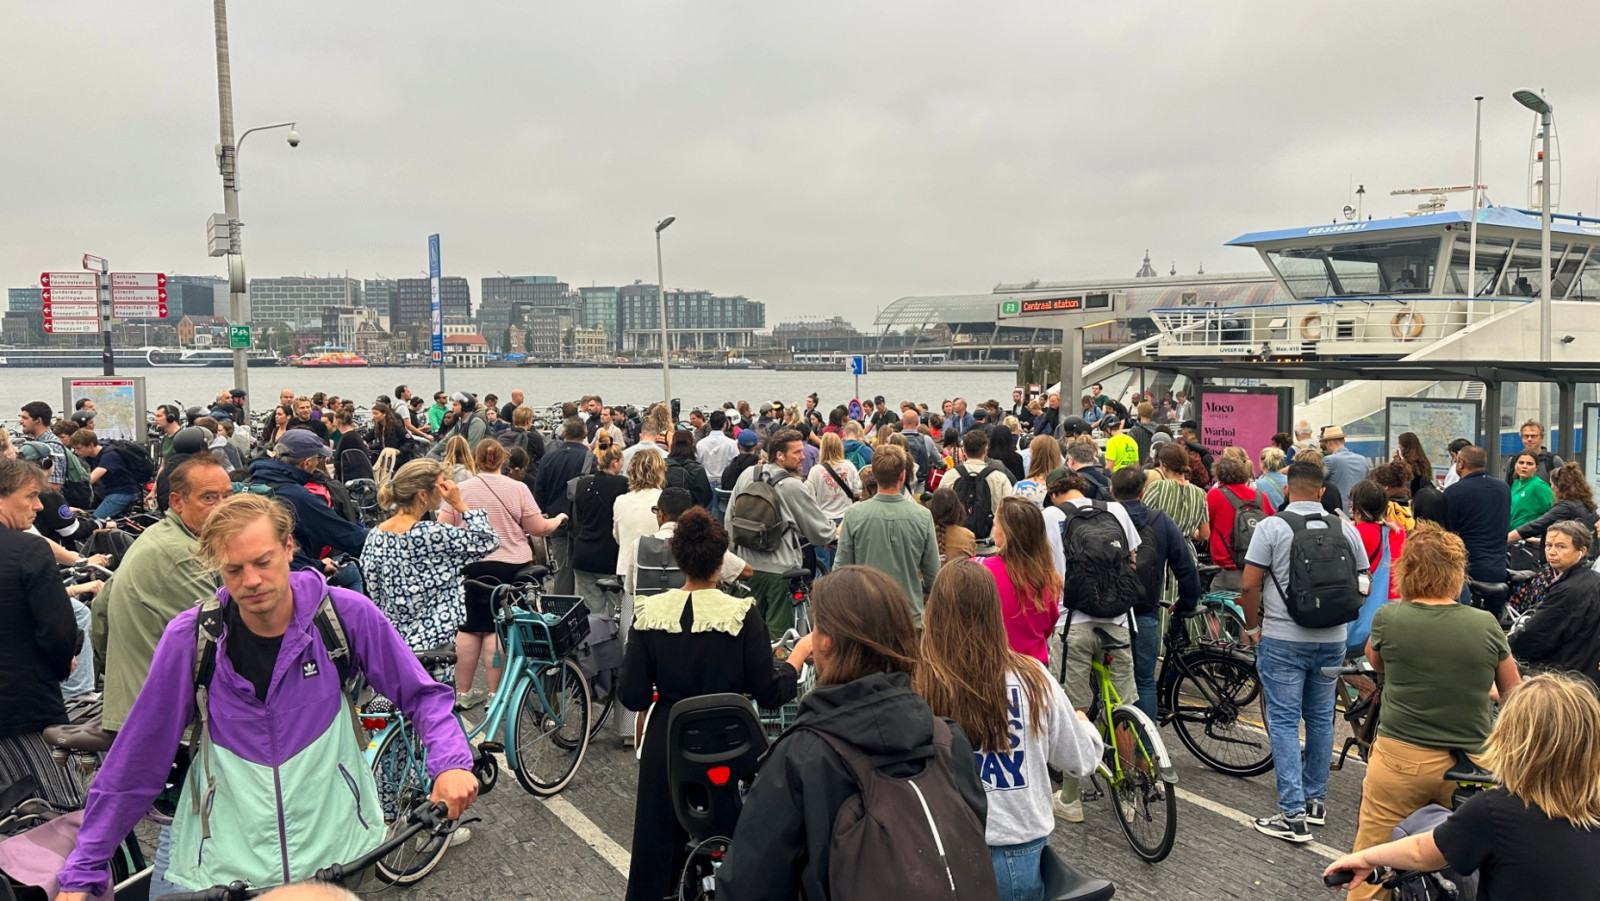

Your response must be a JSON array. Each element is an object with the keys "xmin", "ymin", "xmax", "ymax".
[{"xmin": 1390, "ymin": 184, "xmax": 1487, "ymax": 217}]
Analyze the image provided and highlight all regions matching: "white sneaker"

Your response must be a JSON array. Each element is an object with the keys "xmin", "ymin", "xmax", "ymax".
[
  {"xmin": 1052, "ymin": 790, "xmax": 1084, "ymax": 823},
  {"xmin": 448, "ymin": 825, "xmax": 472, "ymax": 847}
]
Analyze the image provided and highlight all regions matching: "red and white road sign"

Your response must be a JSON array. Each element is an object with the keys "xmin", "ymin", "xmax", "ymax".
[
  {"xmin": 111, "ymin": 287, "xmax": 168, "ymax": 318},
  {"xmin": 44, "ymin": 302, "xmax": 100, "ymax": 318},
  {"xmin": 44, "ymin": 318, "xmax": 102, "ymax": 335},
  {"xmin": 81, "ymin": 254, "xmax": 108, "ymax": 272},
  {"xmin": 109, "ymin": 272, "xmax": 166, "ymax": 289},
  {"xmin": 40, "ymin": 272, "xmax": 98, "ymax": 289},
  {"xmin": 42, "ymin": 286, "xmax": 99, "ymax": 304}
]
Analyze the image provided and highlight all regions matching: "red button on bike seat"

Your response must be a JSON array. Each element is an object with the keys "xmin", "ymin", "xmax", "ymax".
[{"xmin": 707, "ymin": 766, "xmax": 731, "ymax": 786}]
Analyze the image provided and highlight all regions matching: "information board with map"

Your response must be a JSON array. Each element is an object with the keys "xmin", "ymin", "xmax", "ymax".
[
  {"xmin": 1385, "ymin": 397, "xmax": 1480, "ymax": 483},
  {"xmin": 62, "ymin": 377, "xmax": 146, "ymax": 442}
]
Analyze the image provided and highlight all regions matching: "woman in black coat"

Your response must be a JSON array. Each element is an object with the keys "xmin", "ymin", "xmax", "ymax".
[
  {"xmin": 0, "ymin": 458, "xmax": 83, "ymax": 808},
  {"xmin": 663, "ymin": 428, "xmax": 713, "ymax": 508},
  {"xmin": 988, "ymin": 423, "xmax": 1026, "ymax": 482},
  {"xmin": 619, "ymin": 509, "xmax": 798, "ymax": 901}
]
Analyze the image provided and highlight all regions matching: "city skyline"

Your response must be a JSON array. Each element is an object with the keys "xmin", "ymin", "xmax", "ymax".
[{"xmin": 5, "ymin": 2, "xmax": 1598, "ymax": 323}]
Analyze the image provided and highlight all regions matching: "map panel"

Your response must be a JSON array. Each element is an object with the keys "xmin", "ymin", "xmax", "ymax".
[{"xmin": 1385, "ymin": 397, "xmax": 1480, "ymax": 483}]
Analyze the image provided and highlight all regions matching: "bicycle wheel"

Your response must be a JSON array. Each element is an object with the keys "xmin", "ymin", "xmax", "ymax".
[
  {"xmin": 511, "ymin": 657, "xmax": 593, "ymax": 796},
  {"xmin": 370, "ymin": 723, "xmax": 451, "ymax": 885},
  {"xmin": 1165, "ymin": 650, "xmax": 1273, "ymax": 778},
  {"xmin": 588, "ymin": 669, "xmax": 617, "ymax": 743},
  {"xmin": 1107, "ymin": 706, "xmax": 1177, "ymax": 863},
  {"xmin": 1188, "ymin": 602, "xmax": 1245, "ymax": 647}
]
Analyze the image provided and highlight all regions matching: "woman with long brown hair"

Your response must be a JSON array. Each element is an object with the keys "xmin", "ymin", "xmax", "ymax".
[
  {"xmin": 917, "ymin": 560, "xmax": 1102, "ymax": 901},
  {"xmin": 929, "ymin": 486, "xmax": 977, "ymax": 562},
  {"xmin": 718, "ymin": 566, "xmax": 995, "ymax": 899},
  {"xmin": 981, "ymin": 496, "xmax": 1062, "ymax": 664},
  {"xmin": 1394, "ymin": 431, "xmax": 1433, "ymax": 496}
]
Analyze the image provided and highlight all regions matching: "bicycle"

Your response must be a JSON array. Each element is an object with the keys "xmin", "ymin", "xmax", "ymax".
[
  {"xmin": 1324, "ymin": 657, "xmax": 1382, "ymax": 771},
  {"xmin": 1077, "ymin": 626, "xmax": 1179, "ymax": 862},
  {"xmin": 591, "ymin": 576, "xmax": 629, "ymax": 743},
  {"xmin": 758, "ymin": 567, "xmax": 815, "ymax": 742},
  {"xmin": 1155, "ymin": 604, "xmax": 1272, "ymax": 778},
  {"xmin": 360, "ymin": 574, "xmax": 593, "ymax": 883},
  {"xmin": 154, "ymin": 801, "xmax": 455, "ymax": 900}
]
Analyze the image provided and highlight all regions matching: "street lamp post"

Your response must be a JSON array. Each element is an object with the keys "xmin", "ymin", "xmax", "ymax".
[
  {"xmin": 655, "ymin": 216, "xmax": 676, "ymax": 404},
  {"xmin": 213, "ymin": 0, "xmax": 298, "ymax": 423},
  {"xmin": 1513, "ymin": 89, "xmax": 1553, "ymax": 363}
]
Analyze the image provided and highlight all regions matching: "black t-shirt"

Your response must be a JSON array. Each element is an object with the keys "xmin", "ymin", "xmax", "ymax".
[
  {"xmin": 291, "ymin": 417, "xmax": 331, "ymax": 442},
  {"xmin": 225, "ymin": 602, "xmax": 284, "ymax": 702},
  {"xmin": 34, "ymin": 489, "xmax": 88, "ymax": 545},
  {"xmin": 1434, "ymin": 787, "xmax": 1600, "ymax": 900}
]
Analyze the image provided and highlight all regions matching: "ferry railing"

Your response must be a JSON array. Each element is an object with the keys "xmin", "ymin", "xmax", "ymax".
[{"xmin": 1150, "ymin": 296, "xmax": 1528, "ymax": 351}]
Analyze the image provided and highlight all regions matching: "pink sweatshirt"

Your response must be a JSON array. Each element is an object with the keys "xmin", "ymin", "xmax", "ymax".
[{"xmin": 980, "ymin": 555, "xmax": 1059, "ymax": 665}]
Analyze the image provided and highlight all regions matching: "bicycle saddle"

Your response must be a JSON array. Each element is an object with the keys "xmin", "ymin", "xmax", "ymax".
[
  {"xmin": 516, "ymin": 564, "xmax": 550, "ymax": 582},
  {"xmin": 1092, "ymin": 627, "xmax": 1130, "ymax": 652},
  {"xmin": 595, "ymin": 576, "xmax": 624, "ymax": 593},
  {"xmin": 1443, "ymin": 749, "xmax": 1496, "ymax": 785},
  {"xmin": 780, "ymin": 567, "xmax": 811, "ymax": 583},
  {"xmin": 1466, "ymin": 580, "xmax": 1509, "ymax": 607},
  {"xmin": 43, "ymin": 717, "xmax": 116, "ymax": 754},
  {"xmin": 414, "ymin": 645, "xmax": 458, "ymax": 667},
  {"xmin": 1041, "ymin": 846, "xmax": 1116, "ymax": 901},
  {"xmin": 1507, "ymin": 569, "xmax": 1537, "ymax": 585}
]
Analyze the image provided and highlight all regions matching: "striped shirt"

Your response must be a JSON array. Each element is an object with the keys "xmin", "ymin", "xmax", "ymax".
[
  {"xmin": 440, "ymin": 473, "xmax": 535, "ymax": 565},
  {"xmin": 1142, "ymin": 477, "xmax": 1207, "ymax": 604}
]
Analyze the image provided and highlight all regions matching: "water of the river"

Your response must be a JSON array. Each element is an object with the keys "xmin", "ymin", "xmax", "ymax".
[{"xmin": 2, "ymin": 365, "xmax": 1025, "ymax": 420}]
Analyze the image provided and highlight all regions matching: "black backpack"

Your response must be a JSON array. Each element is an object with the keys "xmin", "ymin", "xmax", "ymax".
[
  {"xmin": 1077, "ymin": 465, "xmax": 1111, "ymax": 501},
  {"xmin": 952, "ymin": 462, "xmax": 1009, "ymax": 539},
  {"xmin": 799, "ymin": 719, "xmax": 1000, "ymax": 901},
  {"xmin": 1059, "ymin": 500, "xmax": 1143, "ymax": 618},
  {"xmin": 1223, "ymin": 488, "xmax": 1267, "ymax": 562},
  {"xmin": 1131, "ymin": 517, "xmax": 1164, "ymax": 615},
  {"xmin": 728, "ymin": 468, "xmax": 792, "ymax": 554},
  {"xmin": 1267, "ymin": 511, "xmax": 1365, "ymax": 629},
  {"xmin": 104, "ymin": 439, "xmax": 156, "ymax": 485}
]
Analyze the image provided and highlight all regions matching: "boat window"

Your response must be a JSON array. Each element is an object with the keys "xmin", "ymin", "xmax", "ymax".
[
  {"xmin": 1567, "ymin": 249, "xmax": 1600, "ymax": 301},
  {"xmin": 1443, "ymin": 236, "xmax": 1513, "ymax": 296},
  {"xmin": 1265, "ymin": 237, "xmax": 1441, "ymax": 300},
  {"xmin": 1498, "ymin": 240, "xmax": 1567, "ymax": 297},
  {"xmin": 1552, "ymin": 246, "xmax": 1589, "ymax": 299}
]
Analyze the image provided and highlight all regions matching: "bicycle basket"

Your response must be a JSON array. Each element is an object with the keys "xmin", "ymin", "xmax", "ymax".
[{"xmin": 515, "ymin": 595, "xmax": 592, "ymax": 661}]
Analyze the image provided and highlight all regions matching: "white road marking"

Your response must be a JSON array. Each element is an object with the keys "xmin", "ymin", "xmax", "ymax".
[
  {"xmin": 542, "ymin": 794, "xmax": 633, "ymax": 875},
  {"xmin": 488, "ymin": 748, "xmax": 631, "ymax": 876},
  {"xmin": 1173, "ymin": 787, "xmax": 1342, "ymax": 860}
]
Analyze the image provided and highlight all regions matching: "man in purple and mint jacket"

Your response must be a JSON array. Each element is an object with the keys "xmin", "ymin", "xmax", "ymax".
[{"xmin": 58, "ymin": 493, "xmax": 478, "ymax": 899}]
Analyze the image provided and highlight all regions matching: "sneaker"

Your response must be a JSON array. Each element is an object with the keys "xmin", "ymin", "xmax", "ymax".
[
  {"xmin": 1052, "ymin": 790, "xmax": 1084, "ymax": 823},
  {"xmin": 1305, "ymin": 798, "xmax": 1326, "ymax": 827},
  {"xmin": 454, "ymin": 689, "xmax": 488, "ymax": 711},
  {"xmin": 448, "ymin": 825, "xmax": 472, "ymax": 847},
  {"xmin": 1253, "ymin": 812, "xmax": 1312, "ymax": 844}
]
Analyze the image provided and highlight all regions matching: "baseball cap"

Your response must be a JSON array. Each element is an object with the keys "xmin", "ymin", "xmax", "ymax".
[
  {"xmin": 230, "ymin": 388, "xmax": 247, "ymax": 398},
  {"xmin": 737, "ymin": 430, "xmax": 760, "ymax": 449},
  {"xmin": 276, "ymin": 429, "xmax": 332, "ymax": 459}
]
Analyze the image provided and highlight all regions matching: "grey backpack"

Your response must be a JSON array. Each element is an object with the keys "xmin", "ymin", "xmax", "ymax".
[
  {"xmin": 728, "ymin": 468, "xmax": 791, "ymax": 553},
  {"xmin": 635, "ymin": 534, "xmax": 687, "ymax": 594}
]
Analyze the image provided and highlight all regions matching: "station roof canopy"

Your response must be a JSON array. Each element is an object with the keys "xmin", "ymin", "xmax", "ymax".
[{"xmin": 1133, "ymin": 358, "xmax": 1600, "ymax": 385}]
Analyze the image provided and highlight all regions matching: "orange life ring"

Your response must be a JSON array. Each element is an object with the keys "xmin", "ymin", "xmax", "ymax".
[
  {"xmin": 1300, "ymin": 314, "xmax": 1323, "ymax": 342},
  {"xmin": 1391, "ymin": 309, "xmax": 1425, "ymax": 341}
]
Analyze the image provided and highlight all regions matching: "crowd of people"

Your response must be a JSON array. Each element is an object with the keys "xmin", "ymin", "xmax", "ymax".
[{"xmin": 3, "ymin": 380, "xmax": 1600, "ymax": 900}]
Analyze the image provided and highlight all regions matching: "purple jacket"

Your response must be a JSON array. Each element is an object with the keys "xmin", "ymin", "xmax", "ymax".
[{"xmin": 59, "ymin": 571, "xmax": 471, "ymax": 895}]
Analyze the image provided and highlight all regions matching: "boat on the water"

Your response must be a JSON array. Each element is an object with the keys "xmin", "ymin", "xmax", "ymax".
[
  {"xmin": 290, "ymin": 348, "xmax": 370, "ymax": 368},
  {"xmin": 0, "ymin": 346, "xmax": 279, "ymax": 368}
]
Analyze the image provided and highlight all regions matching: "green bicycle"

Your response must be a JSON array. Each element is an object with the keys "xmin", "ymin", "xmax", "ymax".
[
  {"xmin": 362, "ymin": 571, "xmax": 594, "ymax": 884},
  {"xmin": 1079, "ymin": 625, "xmax": 1179, "ymax": 863}
]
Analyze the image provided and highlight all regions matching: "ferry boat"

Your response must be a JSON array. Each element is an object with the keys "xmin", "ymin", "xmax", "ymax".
[
  {"xmin": 0, "ymin": 346, "xmax": 279, "ymax": 368},
  {"xmin": 290, "ymin": 347, "xmax": 370, "ymax": 368},
  {"xmin": 1075, "ymin": 203, "xmax": 1600, "ymax": 458}
]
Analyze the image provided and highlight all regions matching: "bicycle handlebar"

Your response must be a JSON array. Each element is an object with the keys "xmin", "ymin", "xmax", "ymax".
[{"xmin": 155, "ymin": 802, "xmax": 451, "ymax": 900}]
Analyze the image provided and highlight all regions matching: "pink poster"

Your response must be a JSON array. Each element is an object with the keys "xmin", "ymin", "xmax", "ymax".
[{"xmin": 1198, "ymin": 389, "xmax": 1286, "ymax": 474}]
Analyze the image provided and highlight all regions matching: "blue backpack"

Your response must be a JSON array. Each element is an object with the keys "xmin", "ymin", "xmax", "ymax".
[{"xmin": 1346, "ymin": 525, "xmax": 1392, "ymax": 653}]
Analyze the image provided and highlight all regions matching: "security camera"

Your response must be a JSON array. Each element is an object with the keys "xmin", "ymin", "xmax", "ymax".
[{"xmin": 286, "ymin": 130, "xmax": 301, "ymax": 148}]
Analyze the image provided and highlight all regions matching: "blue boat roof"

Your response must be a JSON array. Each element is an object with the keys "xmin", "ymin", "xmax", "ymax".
[{"xmin": 1227, "ymin": 205, "xmax": 1600, "ymax": 247}]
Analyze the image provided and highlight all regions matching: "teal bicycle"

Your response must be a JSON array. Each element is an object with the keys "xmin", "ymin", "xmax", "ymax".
[{"xmin": 360, "ymin": 569, "xmax": 594, "ymax": 884}]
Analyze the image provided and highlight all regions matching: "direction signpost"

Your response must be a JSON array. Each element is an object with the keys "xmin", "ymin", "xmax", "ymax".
[
  {"xmin": 996, "ymin": 292, "xmax": 1119, "ymax": 408},
  {"xmin": 40, "ymin": 262, "xmax": 169, "ymax": 374},
  {"xmin": 848, "ymin": 353, "xmax": 867, "ymax": 400}
]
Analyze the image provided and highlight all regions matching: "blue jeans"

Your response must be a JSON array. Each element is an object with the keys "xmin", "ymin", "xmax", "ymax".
[
  {"xmin": 147, "ymin": 822, "xmax": 192, "ymax": 897},
  {"xmin": 328, "ymin": 561, "xmax": 364, "ymax": 595},
  {"xmin": 94, "ymin": 491, "xmax": 137, "ymax": 519},
  {"xmin": 1255, "ymin": 636, "xmax": 1344, "ymax": 817},
  {"xmin": 989, "ymin": 835, "xmax": 1047, "ymax": 901},
  {"xmin": 1132, "ymin": 612, "xmax": 1161, "ymax": 723}
]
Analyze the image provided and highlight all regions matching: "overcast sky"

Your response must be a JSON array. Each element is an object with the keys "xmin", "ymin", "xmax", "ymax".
[{"xmin": 4, "ymin": 1, "xmax": 1596, "ymax": 326}]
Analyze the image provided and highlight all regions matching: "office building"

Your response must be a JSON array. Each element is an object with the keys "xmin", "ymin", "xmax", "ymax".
[
  {"xmin": 480, "ymin": 275, "xmax": 570, "ymax": 308},
  {"xmin": 6, "ymin": 287, "xmax": 43, "ymax": 338},
  {"xmin": 247, "ymin": 277, "xmax": 361, "ymax": 328},
  {"xmin": 577, "ymin": 286, "xmax": 620, "ymax": 348},
  {"xmin": 393, "ymin": 277, "xmax": 471, "ymax": 332},
  {"xmin": 363, "ymin": 278, "xmax": 398, "ymax": 323},
  {"xmin": 524, "ymin": 305, "xmax": 579, "ymax": 360},
  {"xmin": 617, "ymin": 285, "xmax": 766, "ymax": 353}
]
